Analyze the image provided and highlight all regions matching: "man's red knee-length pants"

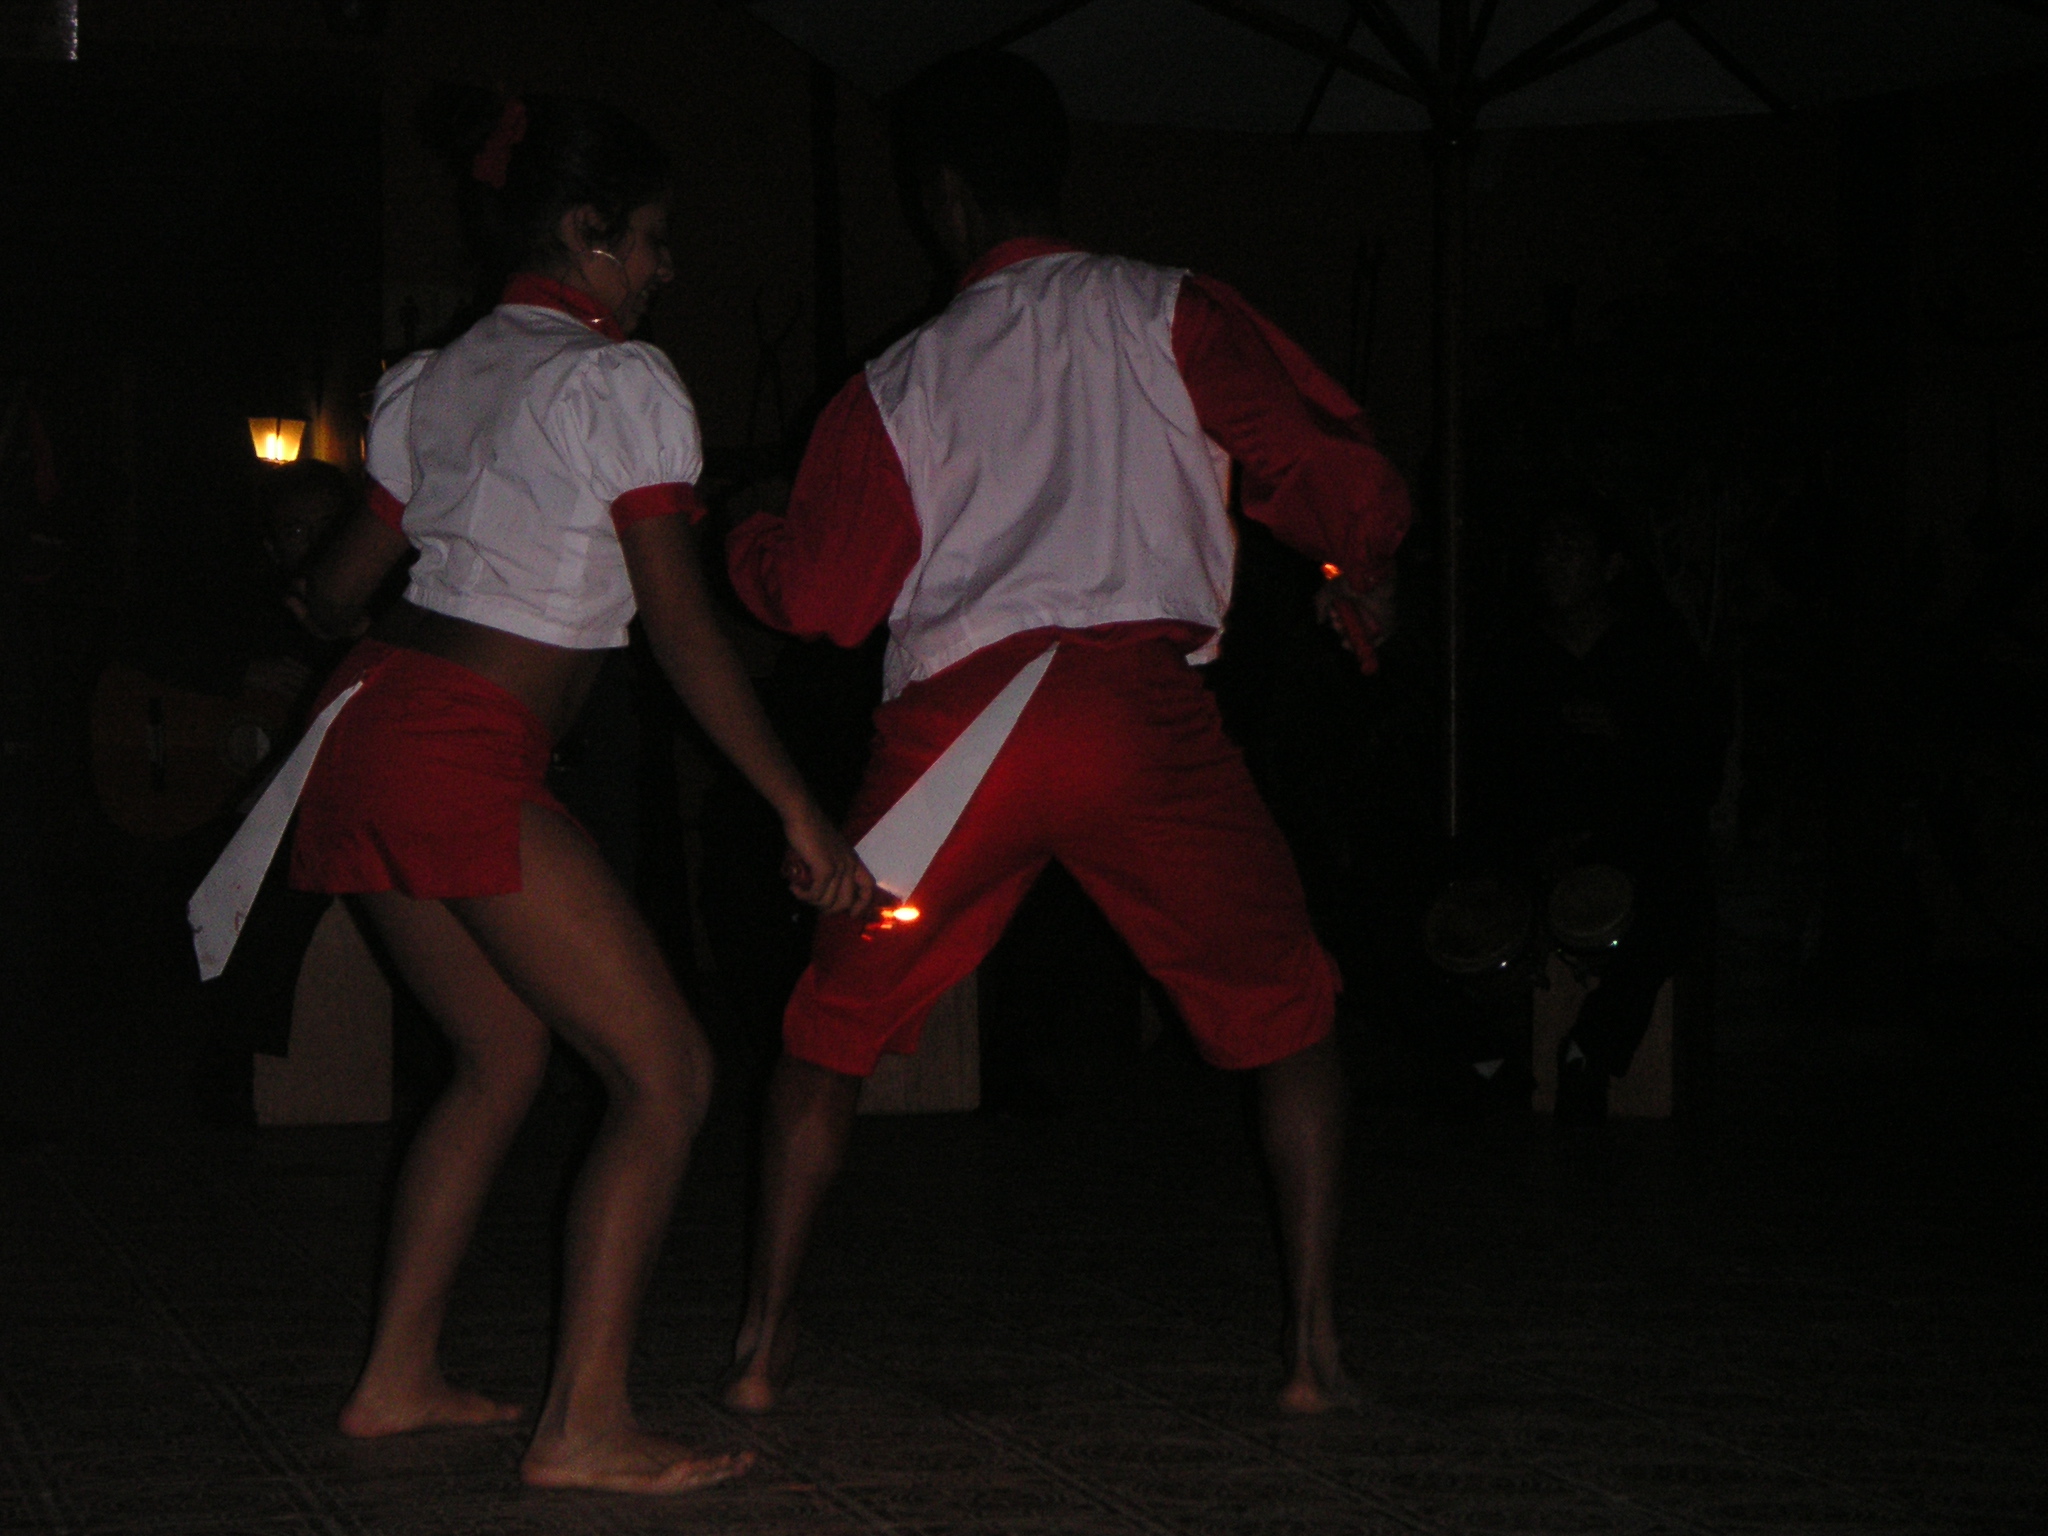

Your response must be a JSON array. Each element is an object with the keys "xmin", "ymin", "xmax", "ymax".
[{"xmin": 784, "ymin": 635, "xmax": 1340, "ymax": 1076}]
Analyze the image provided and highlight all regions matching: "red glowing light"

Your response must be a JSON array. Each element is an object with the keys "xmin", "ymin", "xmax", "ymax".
[{"xmin": 1321, "ymin": 562, "xmax": 1342, "ymax": 580}]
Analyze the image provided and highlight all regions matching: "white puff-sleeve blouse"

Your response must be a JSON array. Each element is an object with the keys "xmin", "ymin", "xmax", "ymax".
[{"xmin": 366, "ymin": 288, "xmax": 705, "ymax": 650}]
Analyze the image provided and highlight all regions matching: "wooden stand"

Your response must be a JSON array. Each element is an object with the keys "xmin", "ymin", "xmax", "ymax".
[
  {"xmin": 1530, "ymin": 952, "xmax": 1674, "ymax": 1119},
  {"xmin": 857, "ymin": 972, "xmax": 980, "ymax": 1115},
  {"xmin": 253, "ymin": 899, "xmax": 393, "ymax": 1126}
]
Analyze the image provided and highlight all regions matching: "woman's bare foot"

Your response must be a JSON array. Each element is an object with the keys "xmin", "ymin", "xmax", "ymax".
[
  {"xmin": 520, "ymin": 1429, "xmax": 755, "ymax": 1494},
  {"xmin": 339, "ymin": 1377, "xmax": 525, "ymax": 1438},
  {"xmin": 722, "ymin": 1317, "xmax": 798, "ymax": 1414}
]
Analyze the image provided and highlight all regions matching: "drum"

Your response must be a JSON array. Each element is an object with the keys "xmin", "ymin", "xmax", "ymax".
[
  {"xmin": 1424, "ymin": 874, "xmax": 1533, "ymax": 987},
  {"xmin": 1545, "ymin": 863, "xmax": 1634, "ymax": 960}
]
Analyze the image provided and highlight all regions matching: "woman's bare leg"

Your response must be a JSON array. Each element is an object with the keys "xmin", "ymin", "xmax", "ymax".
[
  {"xmin": 339, "ymin": 891, "xmax": 549, "ymax": 1437},
  {"xmin": 449, "ymin": 804, "xmax": 749, "ymax": 1493}
]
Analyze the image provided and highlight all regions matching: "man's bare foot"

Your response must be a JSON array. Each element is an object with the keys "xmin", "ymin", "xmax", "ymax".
[
  {"xmin": 338, "ymin": 1379, "xmax": 524, "ymax": 1438},
  {"xmin": 1278, "ymin": 1356, "xmax": 1362, "ymax": 1415},
  {"xmin": 520, "ymin": 1429, "xmax": 755, "ymax": 1494},
  {"xmin": 722, "ymin": 1318, "xmax": 798, "ymax": 1414}
]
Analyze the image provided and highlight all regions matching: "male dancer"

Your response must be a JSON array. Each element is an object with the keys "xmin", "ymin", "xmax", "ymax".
[{"xmin": 724, "ymin": 51, "xmax": 1409, "ymax": 1415}]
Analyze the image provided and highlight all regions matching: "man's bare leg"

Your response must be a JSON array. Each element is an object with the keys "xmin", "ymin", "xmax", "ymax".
[
  {"xmin": 338, "ymin": 892, "xmax": 545, "ymax": 1438},
  {"xmin": 1256, "ymin": 1035, "xmax": 1358, "ymax": 1414},
  {"xmin": 724, "ymin": 1052, "xmax": 864, "ymax": 1413}
]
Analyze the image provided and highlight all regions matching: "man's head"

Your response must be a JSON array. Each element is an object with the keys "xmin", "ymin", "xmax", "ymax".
[
  {"xmin": 1533, "ymin": 494, "xmax": 1632, "ymax": 617},
  {"xmin": 891, "ymin": 50, "xmax": 1069, "ymax": 269},
  {"xmin": 256, "ymin": 458, "xmax": 356, "ymax": 577}
]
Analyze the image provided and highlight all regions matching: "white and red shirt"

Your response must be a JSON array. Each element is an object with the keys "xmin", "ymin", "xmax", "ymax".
[
  {"xmin": 729, "ymin": 238, "xmax": 1410, "ymax": 698},
  {"xmin": 365, "ymin": 275, "xmax": 706, "ymax": 651}
]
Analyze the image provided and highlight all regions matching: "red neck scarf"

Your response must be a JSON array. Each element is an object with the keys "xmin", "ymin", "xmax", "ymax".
[{"xmin": 500, "ymin": 273, "xmax": 626, "ymax": 343}]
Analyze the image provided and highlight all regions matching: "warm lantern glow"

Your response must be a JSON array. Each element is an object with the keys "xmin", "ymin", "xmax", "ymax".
[
  {"xmin": 884, "ymin": 905, "xmax": 921, "ymax": 924},
  {"xmin": 1321, "ymin": 562, "xmax": 1342, "ymax": 580},
  {"xmin": 249, "ymin": 417, "xmax": 307, "ymax": 465}
]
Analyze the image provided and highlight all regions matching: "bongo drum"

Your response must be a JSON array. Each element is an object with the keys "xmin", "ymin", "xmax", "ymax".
[
  {"xmin": 1424, "ymin": 874, "xmax": 1534, "ymax": 996},
  {"xmin": 1545, "ymin": 862, "xmax": 1634, "ymax": 972}
]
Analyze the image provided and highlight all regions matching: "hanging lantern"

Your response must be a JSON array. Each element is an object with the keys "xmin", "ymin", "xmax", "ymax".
[{"xmin": 248, "ymin": 418, "xmax": 307, "ymax": 465}]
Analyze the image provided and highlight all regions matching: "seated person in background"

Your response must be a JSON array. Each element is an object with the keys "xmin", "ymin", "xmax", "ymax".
[
  {"xmin": 249, "ymin": 457, "xmax": 366, "ymax": 702},
  {"xmin": 258, "ymin": 456, "xmax": 366, "ymax": 679},
  {"xmin": 191, "ymin": 460, "xmax": 370, "ymax": 1120},
  {"xmin": 260, "ymin": 457, "xmax": 356, "ymax": 581},
  {"xmin": 1473, "ymin": 492, "xmax": 1728, "ymax": 1122},
  {"xmin": 108, "ymin": 457, "xmax": 363, "ymax": 731}
]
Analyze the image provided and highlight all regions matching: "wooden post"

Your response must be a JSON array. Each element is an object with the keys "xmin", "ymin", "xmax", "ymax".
[
  {"xmin": 1530, "ymin": 953, "xmax": 1674, "ymax": 1119},
  {"xmin": 857, "ymin": 972, "xmax": 980, "ymax": 1115},
  {"xmin": 253, "ymin": 900, "xmax": 392, "ymax": 1126}
]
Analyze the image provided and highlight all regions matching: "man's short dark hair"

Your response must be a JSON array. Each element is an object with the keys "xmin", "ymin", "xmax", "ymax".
[{"xmin": 891, "ymin": 50, "xmax": 1070, "ymax": 217}]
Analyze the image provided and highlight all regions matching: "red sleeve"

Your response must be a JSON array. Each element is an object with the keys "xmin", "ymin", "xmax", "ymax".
[
  {"xmin": 726, "ymin": 374, "xmax": 922, "ymax": 647},
  {"xmin": 367, "ymin": 480, "xmax": 406, "ymax": 532},
  {"xmin": 1172, "ymin": 274, "xmax": 1410, "ymax": 592},
  {"xmin": 610, "ymin": 481, "xmax": 708, "ymax": 529}
]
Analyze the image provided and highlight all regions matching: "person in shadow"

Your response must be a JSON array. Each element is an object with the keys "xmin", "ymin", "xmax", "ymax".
[
  {"xmin": 1473, "ymin": 491, "xmax": 1728, "ymax": 1122},
  {"xmin": 188, "ymin": 457, "xmax": 368, "ymax": 1120}
]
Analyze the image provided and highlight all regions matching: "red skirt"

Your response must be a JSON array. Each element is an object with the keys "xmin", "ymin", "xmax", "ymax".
[{"xmin": 289, "ymin": 640, "xmax": 568, "ymax": 899}]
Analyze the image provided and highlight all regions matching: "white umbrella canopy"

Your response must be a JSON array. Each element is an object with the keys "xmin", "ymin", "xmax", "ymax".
[
  {"xmin": 748, "ymin": 0, "xmax": 2048, "ymax": 834},
  {"xmin": 750, "ymin": 0, "xmax": 2048, "ymax": 133}
]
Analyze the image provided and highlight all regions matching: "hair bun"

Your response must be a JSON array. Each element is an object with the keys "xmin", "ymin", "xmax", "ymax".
[
  {"xmin": 416, "ymin": 81, "xmax": 512, "ymax": 174},
  {"xmin": 414, "ymin": 86, "xmax": 671, "ymax": 286},
  {"xmin": 471, "ymin": 98, "xmax": 527, "ymax": 188}
]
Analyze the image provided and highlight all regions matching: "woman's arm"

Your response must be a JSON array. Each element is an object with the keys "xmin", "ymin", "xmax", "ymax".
[
  {"xmin": 289, "ymin": 509, "xmax": 412, "ymax": 640},
  {"xmin": 620, "ymin": 512, "xmax": 873, "ymax": 916}
]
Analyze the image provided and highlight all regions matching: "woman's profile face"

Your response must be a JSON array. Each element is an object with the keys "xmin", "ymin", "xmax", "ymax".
[{"xmin": 601, "ymin": 200, "xmax": 674, "ymax": 335}]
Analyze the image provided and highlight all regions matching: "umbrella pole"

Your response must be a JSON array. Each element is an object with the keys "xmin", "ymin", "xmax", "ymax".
[
  {"xmin": 810, "ymin": 59, "xmax": 847, "ymax": 388},
  {"xmin": 1432, "ymin": 127, "xmax": 1471, "ymax": 842}
]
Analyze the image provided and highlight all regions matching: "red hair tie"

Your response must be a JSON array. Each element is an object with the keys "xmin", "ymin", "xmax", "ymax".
[{"xmin": 471, "ymin": 98, "xmax": 527, "ymax": 189}]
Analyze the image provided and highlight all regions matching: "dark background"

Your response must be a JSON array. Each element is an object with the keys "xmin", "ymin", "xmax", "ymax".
[{"xmin": 2, "ymin": 0, "xmax": 2044, "ymax": 1135}]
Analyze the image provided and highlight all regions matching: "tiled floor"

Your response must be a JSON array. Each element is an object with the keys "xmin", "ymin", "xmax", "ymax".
[{"xmin": 4, "ymin": 1007, "xmax": 2043, "ymax": 1536}]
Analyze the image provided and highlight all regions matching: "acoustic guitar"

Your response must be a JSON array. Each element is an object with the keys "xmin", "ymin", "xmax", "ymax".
[{"xmin": 91, "ymin": 661, "xmax": 302, "ymax": 840}]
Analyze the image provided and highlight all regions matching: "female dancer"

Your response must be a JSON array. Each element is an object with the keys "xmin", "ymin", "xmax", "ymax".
[{"xmin": 289, "ymin": 94, "xmax": 871, "ymax": 1493}]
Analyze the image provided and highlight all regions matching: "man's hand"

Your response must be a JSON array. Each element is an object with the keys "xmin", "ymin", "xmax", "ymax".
[{"xmin": 1315, "ymin": 570, "xmax": 1396, "ymax": 673}]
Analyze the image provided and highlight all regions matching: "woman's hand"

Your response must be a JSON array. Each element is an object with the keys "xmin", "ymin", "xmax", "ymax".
[
  {"xmin": 781, "ymin": 803, "xmax": 875, "ymax": 916},
  {"xmin": 623, "ymin": 514, "xmax": 873, "ymax": 914}
]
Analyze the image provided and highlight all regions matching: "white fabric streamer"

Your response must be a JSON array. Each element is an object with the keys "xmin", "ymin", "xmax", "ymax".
[
  {"xmin": 854, "ymin": 645, "xmax": 1057, "ymax": 905},
  {"xmin": 187, "ymin": 681, "xmax": 363, "ymax": 981}
]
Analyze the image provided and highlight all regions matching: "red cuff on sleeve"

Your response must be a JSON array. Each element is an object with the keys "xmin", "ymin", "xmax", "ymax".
[
  {"xmin": 610, "ymin": 481, "xmax": 707, "ymax": 529},
  {"xmin": 367, "ymin": 481, "xmax": 406, "ymax": 532}
]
